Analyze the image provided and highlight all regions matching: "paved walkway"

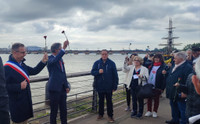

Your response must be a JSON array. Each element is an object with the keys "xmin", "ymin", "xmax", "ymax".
[{"xmin": 69, "ymin": 97, "xmax": 171, "ymax": 124}]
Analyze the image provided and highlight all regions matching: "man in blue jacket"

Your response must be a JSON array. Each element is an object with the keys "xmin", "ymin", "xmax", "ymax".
[
  {"xmin": 0, "ymin": 57, "xmax": 10, "ymax": 124},
  {"xmin": 165, "ymin": 52, "xmax": 193, "ymax": 124},
  {"xmin": 4, "ymin": 43, "xmax": 48, "ymax": 124},
  {"xmin": 91, "ymin": 49, "xmax": 119, "ymax": 123},
  {"xmin": 47, "ymin": 40, "xmax": 70, "ymax": 124}
]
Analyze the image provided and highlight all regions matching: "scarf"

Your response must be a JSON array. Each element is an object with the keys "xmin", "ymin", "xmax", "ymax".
[{"xmin": 153, "ymin": 62, "xmax": 162, "ymax": 66}]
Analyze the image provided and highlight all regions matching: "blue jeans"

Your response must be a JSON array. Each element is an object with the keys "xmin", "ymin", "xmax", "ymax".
[{"xmin": 170, "ymin": 99, "xmax": 187, "ymax": 124}]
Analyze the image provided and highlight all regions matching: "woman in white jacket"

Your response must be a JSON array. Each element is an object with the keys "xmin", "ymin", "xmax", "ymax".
[
  {"xmin": 123, "ymin": 56, "xmax": 149, "ymax": 118},
  {"xmin": 123, "ymin": 54, "xmax": 138, "ymax": 111}
]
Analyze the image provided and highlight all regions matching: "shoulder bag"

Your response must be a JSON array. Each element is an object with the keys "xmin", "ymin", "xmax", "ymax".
[{"xmin": 136, "ymin": 76, "xmax": 154, "ymax": 99}]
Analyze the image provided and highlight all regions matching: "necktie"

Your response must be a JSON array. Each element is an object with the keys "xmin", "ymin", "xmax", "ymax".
[{"xmin": 59, "ymin": 60, "xmax": 64, "ymax": 72}]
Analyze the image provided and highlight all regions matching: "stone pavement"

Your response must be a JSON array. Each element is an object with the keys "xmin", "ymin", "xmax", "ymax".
[{"xmin": 69, "ymin": 97, "xmax": 171, "ymax": 124}]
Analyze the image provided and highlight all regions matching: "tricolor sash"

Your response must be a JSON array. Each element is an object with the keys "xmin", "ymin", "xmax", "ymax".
[{"xmin": 4, "ymin": 61, "xmax": 30, "ymax": 83}]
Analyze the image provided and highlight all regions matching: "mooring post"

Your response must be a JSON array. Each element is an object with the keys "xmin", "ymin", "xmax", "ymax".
[
  {"xmin": 45, "ymin": 81, "xmax": 50, "ymax": 106},
  {"xmin": 92, "ymin": 88, "xmax": 98, "ymax": 112}
]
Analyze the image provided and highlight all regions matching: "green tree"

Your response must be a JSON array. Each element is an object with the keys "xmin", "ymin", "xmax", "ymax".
[{"xmin": 183, "ymin": 43, "xmax": 200, "ymax": 51}]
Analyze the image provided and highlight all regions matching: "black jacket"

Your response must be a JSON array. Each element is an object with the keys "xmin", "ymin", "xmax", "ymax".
[
  {"xmin": 0, "ymin": 57, "xmax": 9, "ymax": 113},
  {"xmin": 166, "ymin": 61, "xmax": 193, "ymax": 101},
  {"xmin": 149, "ymin": 63, "xmax": 166, "ymax": 90},
  {"xmin": 179, "ymin": 74, "xmax": 200, "ymax": 118},
  {"xmin": 91, "ymin": 58, "xmax": 119, "ymax": 92},
  {"xmin": 143, "ymin": 59, "xmax": 153, "ymax": 69}
]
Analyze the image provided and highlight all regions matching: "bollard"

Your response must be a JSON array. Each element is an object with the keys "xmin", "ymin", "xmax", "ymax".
[
  {"xmin": 92, "ymin": 88, "xmax": 98, "ymax": 112},
  {"xmin": 45, "ymin": 81, "xmax": 50, "ymax": 106}
]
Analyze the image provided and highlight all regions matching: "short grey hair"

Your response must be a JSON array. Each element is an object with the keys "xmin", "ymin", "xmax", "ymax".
[
  {"xmin": 51, "ymin": 43, "xmax": 61, "ymax": 53},
  {"xmin": 101, "ymin": 49, "xmax": 108, "ymax": 53},
  {"xmin": 11, "ymin": 43, "xmax": 25, "ymax": 52},
  {"xmin": 195, "ymin": 57, "xmax": 200, "ymax": 80},
  {"xmin": 174, "ymin": 51, "xmax": 187, "ymax": 60}
]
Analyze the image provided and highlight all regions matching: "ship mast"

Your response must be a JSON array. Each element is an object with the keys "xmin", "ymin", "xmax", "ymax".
[{"xmin": 159, "ymin": 18, "xmax": 181, "ymax": 54}]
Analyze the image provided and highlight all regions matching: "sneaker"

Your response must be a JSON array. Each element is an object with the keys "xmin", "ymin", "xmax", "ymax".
[
  {"xmin": 136, "ymin": 114, "xmax": 142, "ymax": 119},
  {"xmin": 145, "ymin": 111, "xmax": 152, "ymax": 117},
  {"xmin": 96, "ymin": 115, "xmax": 103, "ymax": 120},
  {"xmin": 108, "ymin": 117, "xmax": 115, "ymax": 123},
  {"xmin": 152, "ymin": 111, "xmax": 158, "ymax": 118},
  {"xmin": 131, "ymin": 112, "xmax": 137, "ymax": 118},
  {"xmin": 125, "ymin": 106, "xmax": 131, "ymax": 111}
]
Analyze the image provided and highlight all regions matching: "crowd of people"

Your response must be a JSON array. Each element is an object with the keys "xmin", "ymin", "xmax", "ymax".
[
  {"xmin": 122, "ymin": 47, "xmax": 200, "ymax": 124},
  {"xmin": 0, "ymin": 41, "xmax": 200, "ymax": 124}
]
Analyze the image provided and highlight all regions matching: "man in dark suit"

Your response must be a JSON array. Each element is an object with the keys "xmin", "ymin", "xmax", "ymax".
[
  {"xmin": 4, "ymin": 43, "xmax": 48, "ymax": 124},
  {"xmin": 47, "ymin": 40, "xmax": 70, "ymax": 124},
  {"xmin": 0, "ymin": 57, "xmax": 10, "ymax": 124}
]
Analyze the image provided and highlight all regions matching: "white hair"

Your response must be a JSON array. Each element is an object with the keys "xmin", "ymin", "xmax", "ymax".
[
  {"xmin": 175, "ymin": 51, "xmax": 187, "ymax": 60},
  {"xmin": 195, "ymin": 57, "xmax": 200, "ymax": 80},
  {"xmin": 186, "ymin": 49, "xmax": 192, "ymax": 52}
]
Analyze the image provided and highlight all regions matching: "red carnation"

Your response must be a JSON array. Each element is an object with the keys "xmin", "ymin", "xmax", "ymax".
[{"xmin": 44, "ymin": 36, "xmax": 47, "ymax": 39}]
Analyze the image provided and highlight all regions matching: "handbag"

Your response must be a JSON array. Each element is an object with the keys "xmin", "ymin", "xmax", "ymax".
[{"xmin": 136, "ymin": 76, "xmax": 154, "ymax": 99}]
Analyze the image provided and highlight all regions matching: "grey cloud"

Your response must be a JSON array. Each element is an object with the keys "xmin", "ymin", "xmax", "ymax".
[
  {"xmin": 0, "ymin": 0, "xmax": 113, "ymax": 23},
  {"xmin": 187, "ymin": 5, "xmax": 200, "ymax": 14},
  {"xmin": 32, "ymin": 21, "xmax": 55, "ymax": 33},
  {"xmin": 0, "ymin": 0, "xmax": 199, "ymax": 49},
  {"xmin": 84, "ymin": 1, "xmax": 184, "ymax": 32},
  {"xmin": 1, "ymin": 0, "xmax": 199, "ymax": 32},
  {"xmin": 0, "ymin": 24, "xmax": 13, "ymax": 33}
]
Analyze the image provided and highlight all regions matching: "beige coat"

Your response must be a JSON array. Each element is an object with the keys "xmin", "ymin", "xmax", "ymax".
[{"xmin": 123, "ymin": 64, "xmax": 149, "ymax": 88}]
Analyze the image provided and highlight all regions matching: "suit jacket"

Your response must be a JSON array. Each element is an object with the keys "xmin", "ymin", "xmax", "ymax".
[
  {"xmin": 4, "ymin": 55, "xmax": 46, "ymax": 123},
  {"xmin": 47, "ymin": 50, "xmax": 70, "ymax": 92},
  {"xmin": 166, "ymin": 61, "xmax": 192, "ymax": 101},
  {"xmin": 0, "ymin": 57, "xmax": 9, "ymax": 113}
]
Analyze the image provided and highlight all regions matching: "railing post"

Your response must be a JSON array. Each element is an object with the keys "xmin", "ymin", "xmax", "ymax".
[
  {"xmin": 45, "ymin": 81, "xmax": 50, "ymax": 106},
  {"xmin": 92, "ymin": 88, "xmax": 98, "ymax": 112},
  {"xmin": 75, "ymin": 94, "xmax": 77, "ymax": 111}
]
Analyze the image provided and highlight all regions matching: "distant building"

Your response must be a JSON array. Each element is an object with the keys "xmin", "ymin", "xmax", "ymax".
[
  {"xmin": 0, "ymin": 48, "xmax": 9, "ymax": 53},
  {"xmin": 26, "ymin": 46, "xmax": 42, "ymax": 51}
]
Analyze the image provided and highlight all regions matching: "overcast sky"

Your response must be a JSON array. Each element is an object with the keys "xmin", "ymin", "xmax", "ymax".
[{"xmin": 0, "ymin": 0, "xmax": 199, "ymax": 50}]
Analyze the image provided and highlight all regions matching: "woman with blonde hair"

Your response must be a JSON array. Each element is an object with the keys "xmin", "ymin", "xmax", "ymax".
[{"xmin": 123, "ymin": 56, "xmax": 149, "ymax": 118}]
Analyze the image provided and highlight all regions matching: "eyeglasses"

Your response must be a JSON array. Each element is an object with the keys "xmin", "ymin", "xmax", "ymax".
[
  {"xmin": 15, "ymin": 51, "xmax": 27, "ymax": 54},
  {"xmin": 134, "ymin": 60, "xmax": 140, "ymax": 62},
  {"xmin": 101, "ymin": 54, "xmax": 108, "ymax": 55}
]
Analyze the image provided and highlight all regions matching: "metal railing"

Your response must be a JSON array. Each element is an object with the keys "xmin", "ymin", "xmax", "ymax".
[{"xmin": 28, "ymin": 68, "xmax": 126, "ymax": 124}]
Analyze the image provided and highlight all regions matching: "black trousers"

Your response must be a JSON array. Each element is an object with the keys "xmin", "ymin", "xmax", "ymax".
[
  {"xmin": 49, "ymin": 88, "xmax": 67, "ymax": 124},
  {"xmin": 0, "ymin": 109, "xmax": 10, "ymax": 124},
  {"xmin": 125, "ymin": 85, "xmax": 131, "ymax": 107},
  {"xmin": 131, "ymin": 88, "xmax": 144, "ymax": 115},
  {"xmin": 98, "ymin": 92, "xmax": 113, "ymax": 117}
]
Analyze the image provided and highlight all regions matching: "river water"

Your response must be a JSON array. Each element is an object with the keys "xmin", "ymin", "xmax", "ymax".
[{"xmin": 0, "ymin": 53, "xmax": 145, "ymax": 108}]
